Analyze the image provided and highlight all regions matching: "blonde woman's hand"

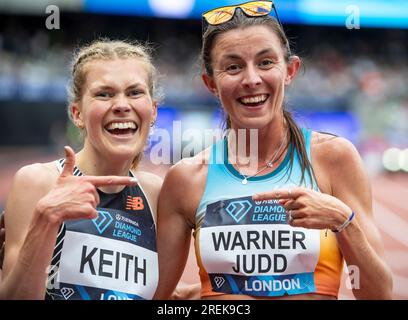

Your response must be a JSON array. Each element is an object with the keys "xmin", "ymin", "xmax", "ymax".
[{"xmin": 34, "ymin": 146, "xmax": 138, "ymax": 225}]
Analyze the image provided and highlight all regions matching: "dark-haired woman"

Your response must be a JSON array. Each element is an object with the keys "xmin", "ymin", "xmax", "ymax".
[{"xmin": 154, "ymin": 1, "xmax": 392, "ymax": 300}]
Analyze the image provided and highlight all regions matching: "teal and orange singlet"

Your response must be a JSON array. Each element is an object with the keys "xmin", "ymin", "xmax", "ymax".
[
  {"xmin": 45, "ymin": 160, "xmax": 158, "ymax": 300},
  {"xmin": 194, "ymin": 128, "xmax": 343, "ymax": 298}
]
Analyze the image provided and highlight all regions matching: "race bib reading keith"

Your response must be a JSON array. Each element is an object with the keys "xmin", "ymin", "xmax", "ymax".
[
  {"xmin": 57, "ymin": 231, "xmax": 158, "ymax": 300},
  {"xmin": 199, "ymin": 196, "xmax": 320, "ymax": 296}
]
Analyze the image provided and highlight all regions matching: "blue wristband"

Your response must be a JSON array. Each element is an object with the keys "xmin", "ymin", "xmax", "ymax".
[{"xmin": 333, "ymin": 211, "xmax": 355, "ymax": 233}]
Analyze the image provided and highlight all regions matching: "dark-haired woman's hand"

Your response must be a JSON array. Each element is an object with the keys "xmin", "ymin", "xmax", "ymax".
[{"xmin": 253, "ymin": 187, "xmax": 352, "ymax": 231}]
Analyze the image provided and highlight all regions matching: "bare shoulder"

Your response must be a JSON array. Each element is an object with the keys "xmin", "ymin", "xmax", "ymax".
[
  {"xmin": 6, "ymin": 161, "xmax": 59, "ymax": 219},
  {"xmin": 11, "ymin": 161, "xmax": 58, "ymax": 193},
  {"xmin": 310, "ymin": 131, "xmax": 370, "ymax": 198},
  {"xmin": 134, "ymin": 171, "xmax": 163, "ymax": 195},
  {"xmin": 160, "ymin": 147, "xmax": 211, "ymax": 225},
  {"xmin": 4, "ymin": 161, "xmax": 58, "ymax": 246},
  {"xmin": 311, "ymin": 132, "xmax": 362, "ymax": 169},
  {"xmin": 164, "ymin": 146, "xmax": 211, "ymax": 187}
]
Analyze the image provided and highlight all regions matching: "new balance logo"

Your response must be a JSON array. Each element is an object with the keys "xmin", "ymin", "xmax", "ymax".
[
  {"xmin": 92, "ymin": 210, "xmax": 113, "ymax": 234},
  {"xmin": 225, "ymin": 200, "xmax": 253, "ymax": 223},
  {"xmin": 126, "ymin": 196, "xmax": 144, "ymax": 211}
]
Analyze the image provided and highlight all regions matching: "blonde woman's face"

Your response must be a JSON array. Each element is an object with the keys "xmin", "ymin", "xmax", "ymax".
[{"xmin": 73, "ymin": 58, "xmax": 157, "ymax": 162}]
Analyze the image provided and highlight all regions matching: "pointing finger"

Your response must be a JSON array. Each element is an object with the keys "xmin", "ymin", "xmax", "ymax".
[
  {"xmin": 253, "ymin": 188, "xmax": 299, "ymax": 201},
  {"xmin": 86, "ymin": 175, "xmax": 138, "ymax": 187},
  {"xmin": 61, "ymin": 146, "xmax": 76, "ymax": 177}
]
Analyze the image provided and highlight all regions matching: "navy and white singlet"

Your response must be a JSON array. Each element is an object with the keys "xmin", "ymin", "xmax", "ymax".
[{"xmin": 45, "ymin": 159, "xmax": 158, "ymax": 300}]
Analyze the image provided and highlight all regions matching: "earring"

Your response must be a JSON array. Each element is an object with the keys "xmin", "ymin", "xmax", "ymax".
[{"xmin": 149, "ymin": 122, "xmax": 156, "ymax": 136}]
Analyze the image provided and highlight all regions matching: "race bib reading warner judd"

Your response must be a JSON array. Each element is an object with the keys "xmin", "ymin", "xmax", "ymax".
[
  {"xmin": 52, "ymin": 208, "xmax": 158, "ymax": 300},
  {"xmin": 199, "ymin": 196, "xmax": 320, "ymax": 296}
]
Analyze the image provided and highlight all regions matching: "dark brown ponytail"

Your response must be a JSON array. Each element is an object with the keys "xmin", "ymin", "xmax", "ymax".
[{"xmin": 283, "ymin": 110, "xmax": 316, "ymax": 187}]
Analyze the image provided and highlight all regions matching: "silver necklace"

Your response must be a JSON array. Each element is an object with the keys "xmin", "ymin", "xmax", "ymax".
[{"xmin": 238, "ymin": 133, "xmax": 288, "ymax": 185}]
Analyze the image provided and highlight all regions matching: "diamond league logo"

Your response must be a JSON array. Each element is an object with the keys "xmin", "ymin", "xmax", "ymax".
[
  {"xmin": 61, "ymin": 287, "xmax": 75, "ymax": 300},
  {"xmin": 214, "ymin": 276, "xmax": 225, "ymax": 289},
  {"xmin": 225, "ymin": 200, "xmax": 253, "ymax": 223},
  {"xmin": 92, "ymin": 210, "xmax": 114, "ymax": 234}
]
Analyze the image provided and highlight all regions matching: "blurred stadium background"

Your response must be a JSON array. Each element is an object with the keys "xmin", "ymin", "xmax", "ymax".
[{"xmin": 0, "ymin": 0, "xmax": 407, "ymax": 299}]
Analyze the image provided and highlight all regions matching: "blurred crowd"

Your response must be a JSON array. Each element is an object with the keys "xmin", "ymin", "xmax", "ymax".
[{"xmin": 0, "ymin": 13, "xmax": 407, "ymax": 170}]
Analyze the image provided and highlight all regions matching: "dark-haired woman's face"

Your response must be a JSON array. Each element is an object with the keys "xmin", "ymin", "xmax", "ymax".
[{"xmin": 205, "ymin": 25, "xmax": 296, "ymax": 130}]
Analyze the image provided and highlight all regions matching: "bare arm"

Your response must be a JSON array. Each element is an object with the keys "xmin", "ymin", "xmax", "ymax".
[
  {"xmin": 0, "ymin": 164, "xmax": 64, "ymax": 299},
  {"xmin": 134, "ymin": 172, "xmax": 202, "ymax": 299},
  {"xmin": 153, "ymin": 162, "xmax": 197, "ymax": 299},
  {"xmin": 253, "ymin": 136, "xmax": 393, "ymax": 299},
  {"xmin": 324, "ymin": 138, "xmax": 393, "ymax": 299},
  {"xmin": 0, "ymin": 147, "xmax": 138, "ymax": 299}
]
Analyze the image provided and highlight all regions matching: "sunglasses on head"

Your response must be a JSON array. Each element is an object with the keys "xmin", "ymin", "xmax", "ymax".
[{"xmin": 202, "ymin": 0, "xmax": 282, "ymax": 35}]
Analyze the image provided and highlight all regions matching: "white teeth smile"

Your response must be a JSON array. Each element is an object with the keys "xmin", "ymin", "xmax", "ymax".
[
  {"xmin": 105, "ymin": 122, "xmax": 137, "ymax": 130},
  {"xmin": 240, "ymin": 94, "xmax": 268, "ymax": 104}
]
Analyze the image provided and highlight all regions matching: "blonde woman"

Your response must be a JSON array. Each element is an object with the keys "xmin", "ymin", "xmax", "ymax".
[{"xmin": 0, "ymin": 40, "xmax": 162, "ymax": 300}]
